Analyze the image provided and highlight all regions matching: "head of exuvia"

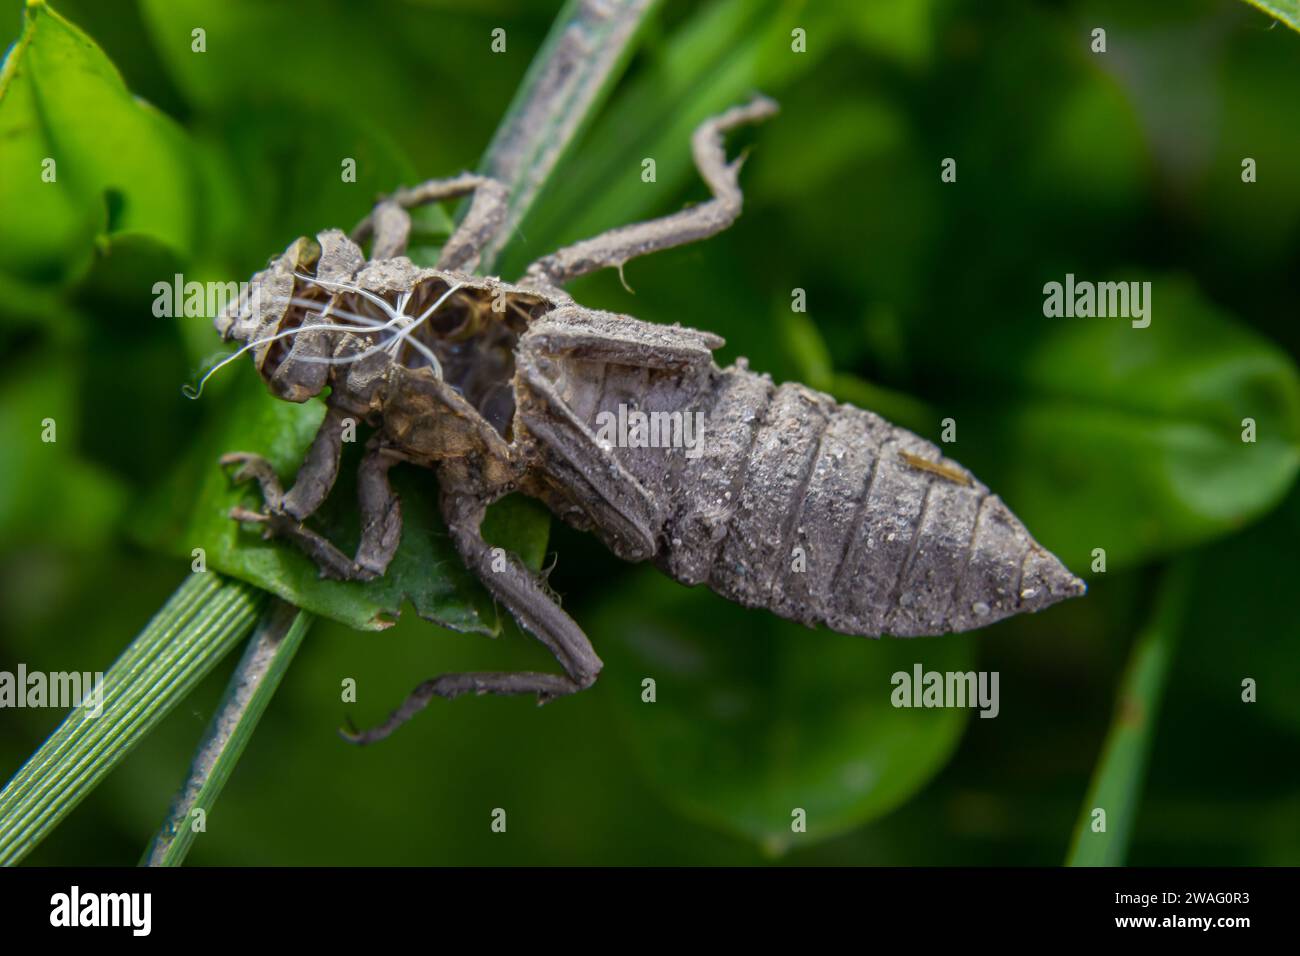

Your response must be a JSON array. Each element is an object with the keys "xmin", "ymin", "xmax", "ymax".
[{"xmin": 189, "ymin": 230, "xmax": 555, "ymax": 438}]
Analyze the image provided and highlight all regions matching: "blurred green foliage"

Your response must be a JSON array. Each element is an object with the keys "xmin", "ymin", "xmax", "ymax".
[
  {"xmin": 0, "ymin": 0, "xmax": 1297, "ymax": 864},
  {"xmin": 595, "ymin": 575, "xmax": 973, "ymax": 852}
]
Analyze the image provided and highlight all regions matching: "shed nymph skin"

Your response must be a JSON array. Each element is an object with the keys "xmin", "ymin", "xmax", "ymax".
[{"xmin": 204, "ymin": 96, "xmax": 1084, "ymax": 743}]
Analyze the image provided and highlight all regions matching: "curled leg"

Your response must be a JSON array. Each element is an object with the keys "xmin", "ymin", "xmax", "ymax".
[
  {"xmin": 226, "ymin": 431, "xmax": 404, "ymax": 582},
  {"xmin": 341, "ymin": 489, "xmax": 602, "ymax": 745},
  {"xmin": 521, "ymin": 95, "xmax": 778, "ymax": 289},
  {"xmin": 350, "ymin": 172, "xmax": 509, "ymax": 271},
  {"xmin": 221, "ymin": 405, "xmax": 349, "ymax": 520}
]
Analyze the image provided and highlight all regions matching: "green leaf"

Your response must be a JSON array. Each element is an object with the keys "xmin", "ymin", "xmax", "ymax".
[
  {"xmin": 0, "ymin": 573, "xmax": 264, "ymax": 866},
  {"xmin": 1240, "ymin": 0, "xmax": 1300, "ymax": 33},
  {"xmin": 135, "ymin": 367, "xmax": 550, "ymax": 633},
  {"xmin": 955, "ymin": 279, "xmax": 1300, "ymax": 573},
  {"xmin": 0, "ymin": 0, "xmax": 199, "ymax": 283},
  {"xmin": 593, "ymin": 573, "xmax": 972, "ymax": 853},
  {"xmin": 1068, "ymin": 560, "xmax": 1194, "ymax": 866}
]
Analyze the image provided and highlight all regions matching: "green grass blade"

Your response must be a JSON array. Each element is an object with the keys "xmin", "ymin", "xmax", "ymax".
[
  {"xmin": 1240, "ymin": 0, "xmax": 1300, "ymax": 34},
  {"xmin": 477, "ymin": 0, "xmax": 658, "ymax": 270},
  {"xmin": 1066, "ymin": 559, "xmax": 1195, "ymax": 866},
  {"xmin": 143, "ymin": 600, "xmax": 310, "ymax": 867},
  {"xmin": 0, "ymin": 573, "xmax": 264, "ymax": 866}
]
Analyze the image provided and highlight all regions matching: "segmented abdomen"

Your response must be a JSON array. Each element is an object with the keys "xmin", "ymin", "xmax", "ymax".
[
  {"xmin": 597, "ymin": 363, "xmax": 1079, "ymax": 636},
  {"xmin": 517, "ymin": 315, "xmax": 1083, "ymax": 637}
]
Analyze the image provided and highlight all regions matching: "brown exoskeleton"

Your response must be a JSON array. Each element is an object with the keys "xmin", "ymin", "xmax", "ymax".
[{"xmin": 206, "ymin": 97, "xmax": 1085, "ymax": 743}]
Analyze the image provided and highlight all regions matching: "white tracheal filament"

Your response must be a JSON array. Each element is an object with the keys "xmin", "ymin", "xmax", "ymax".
[{"xmin": 184, "ymin": 274, "xmax": 464, "ymax": 399}]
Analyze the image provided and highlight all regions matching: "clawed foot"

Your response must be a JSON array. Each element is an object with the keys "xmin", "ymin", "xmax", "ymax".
[
  {"xmin": 222, "ymin": 451, "xmax": 372, "ymax": 581},
  {"xmin": 221, "ymin": 452, "xmax": 285, "ymax": 511}
]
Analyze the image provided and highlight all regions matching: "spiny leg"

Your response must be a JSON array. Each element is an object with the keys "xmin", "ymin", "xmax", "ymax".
[
  {"xmin": 349, "ymin": 172, "xmax": 509, "ymax": 271},
  {"xmin": 520, "ymin": 95, "xmax": 778, "ymax": 289},
  {"xmin": 340, "ymin": 489, "xmax": 602, "ymax": 745},
  {"xmin": 227, "ymin": 432, "xmax": 404, "ymax": 582}
]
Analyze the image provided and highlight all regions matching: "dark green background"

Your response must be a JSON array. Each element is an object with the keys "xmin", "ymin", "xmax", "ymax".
[{"xmin": 1, "ymin": 0, "xmax": 1297, "ymax": 864}]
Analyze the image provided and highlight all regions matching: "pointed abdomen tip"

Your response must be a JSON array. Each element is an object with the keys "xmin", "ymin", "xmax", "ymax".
[{"xmin": 1019, "ymin": 546, "xmax": 1087, "ymax": 612}]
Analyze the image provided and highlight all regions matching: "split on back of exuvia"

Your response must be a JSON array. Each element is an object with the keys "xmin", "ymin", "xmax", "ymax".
[{"xmin": 189, "ymin": 231, "xmax": 556, "ymax": 439}]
